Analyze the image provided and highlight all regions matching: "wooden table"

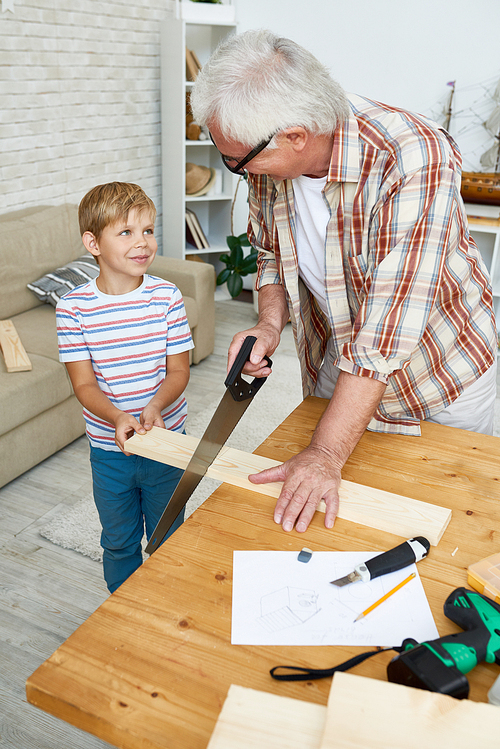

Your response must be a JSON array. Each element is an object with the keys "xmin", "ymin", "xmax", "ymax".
[{"xmin": 26, "ymin": 396, "xmax": 500, "ymax": 749}]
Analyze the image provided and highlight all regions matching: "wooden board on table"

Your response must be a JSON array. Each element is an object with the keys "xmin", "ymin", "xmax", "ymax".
[
  {"xmin": 207, "ymin": 685, "xmax": 326, "ymax": 749},
  {"xmin": 125, "ymin": 427, "xmax": 451, "ymax": 545},
  {"xmin": 0, "ymin": 319, "xmax": 32, "ymax": 372},
  {"xmin": 208, "ymin": 674, "xmax": 500, "ymax": 749},
  {"xmin": 320, "ymin": 672, "xmax": 500, "ymax": 749}
]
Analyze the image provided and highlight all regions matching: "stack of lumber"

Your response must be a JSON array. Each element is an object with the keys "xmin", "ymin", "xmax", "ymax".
[{"xmin": 207, "ymin": 673, "xmax": 500, "ymax": 748}]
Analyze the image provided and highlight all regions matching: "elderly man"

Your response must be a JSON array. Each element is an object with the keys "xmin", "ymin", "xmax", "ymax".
[{"xmin": 191, "ymin": 30, "xmax": 497, "ymax": 535}]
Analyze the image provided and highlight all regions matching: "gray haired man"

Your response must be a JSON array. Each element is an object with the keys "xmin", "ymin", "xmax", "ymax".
[{"xmin": 191, "ymin": 30, "xmax": 497, "ymax": 535}]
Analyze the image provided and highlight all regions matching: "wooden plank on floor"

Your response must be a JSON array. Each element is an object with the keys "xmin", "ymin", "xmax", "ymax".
[
  {"xmin": 0, "ymin": 319, "xmax": 32, "ymax": 372},
  {"xmin": 125, "ymin": 428, "xmax": 451, "ymax": 545}
]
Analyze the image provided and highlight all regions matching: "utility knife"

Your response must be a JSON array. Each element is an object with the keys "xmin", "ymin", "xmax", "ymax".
[{"xmin": 330, "ymin": 537, "xmax": 430, "ymax": 586}]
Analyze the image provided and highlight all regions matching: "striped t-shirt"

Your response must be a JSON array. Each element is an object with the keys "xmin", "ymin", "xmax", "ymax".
[{"xmin": 56, "ymin": 275, "xmax": 194, "ymax": 450}]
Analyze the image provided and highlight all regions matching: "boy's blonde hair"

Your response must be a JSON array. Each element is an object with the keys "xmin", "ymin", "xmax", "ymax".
[{"xmin": 78, "ymin": 182, "xmax": 156, "ymax": 240}]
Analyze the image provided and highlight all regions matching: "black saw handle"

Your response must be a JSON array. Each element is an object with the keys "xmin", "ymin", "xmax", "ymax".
[
  {"xmin": 365, "ymin": 537, "xmax": 430, "ymax": 580},
  {"xmin": 225, "ymin": 336, "xmax": 272, "ymax": 402}
]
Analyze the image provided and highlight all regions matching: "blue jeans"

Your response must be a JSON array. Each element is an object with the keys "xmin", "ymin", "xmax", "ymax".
[{"xmin": 90, "ymin": 445, "xmax": 184, "ymax": 593}]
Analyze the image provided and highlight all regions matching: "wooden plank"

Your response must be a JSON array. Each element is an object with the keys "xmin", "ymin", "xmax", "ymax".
[
  {"xmin": 320, "ymin": 672, "xmax": 500, "ymax": 749},
  {"xmin": 124, "ymin": 428, "xmax": 451, "ymax": 545},
  {"xmin": 205, "ymin": 675, "xmax": 500, "ymax": 749},
  {"xmin": 207, "ymin": 684, "xmax": 325, "ymax": 749},
  {"xmin": 0, "ymin": 319, "xmax": 32, "ymax": 371}
]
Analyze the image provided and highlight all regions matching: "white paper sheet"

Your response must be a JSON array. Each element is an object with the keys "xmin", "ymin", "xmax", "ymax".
[{"xmin": 231, "ymin": 550, "xmax": 439, "ymax": 646}]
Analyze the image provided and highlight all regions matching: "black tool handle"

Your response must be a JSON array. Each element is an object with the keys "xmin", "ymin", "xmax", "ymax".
[
  {"xmin": 224, "ymin": 335, "xmax": 272, "ymax": 402},
  {"xmin": 365, "ymin": 537, "xmax": 430, "ymax": 580}
]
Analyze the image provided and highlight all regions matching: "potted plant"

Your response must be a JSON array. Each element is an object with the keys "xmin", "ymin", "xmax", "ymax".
[{"xmin": 216, "ymin": 176, "xmax": 258, "ymax": 298}]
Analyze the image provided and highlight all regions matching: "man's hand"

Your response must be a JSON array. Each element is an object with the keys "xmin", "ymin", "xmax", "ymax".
[
  {"xmin": 114, "ymin": 412, "xmax": 146, "ymax": 454},
  {"xmin": 227, "ymin": 283, "xmax": 289, "ymax": 377},
  {"xmin": 227, "ymin": 322, "xmax": 279, "ymax": 378},
  {"xmin": 249, "ymin": 371, "xmax": 387, "ymax": 533},
  {"xmin": 249, "ymin": 445, "xmax": 342, "ymax": 532}
]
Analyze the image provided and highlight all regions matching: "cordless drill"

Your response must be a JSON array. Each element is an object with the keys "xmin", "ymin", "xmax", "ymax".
[{"xmin": 387, "ymin": 587, "xmax": 500, "ymax": 699}]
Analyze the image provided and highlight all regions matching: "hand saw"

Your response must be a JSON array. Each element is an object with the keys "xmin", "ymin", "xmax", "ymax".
[{"xmin": 145, "ymin": 336, "xmax": 272, "ymax": 554}]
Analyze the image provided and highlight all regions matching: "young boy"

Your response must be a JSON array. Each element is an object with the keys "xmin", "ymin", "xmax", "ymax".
[{"xmin": 56, "ymin": 182, "xmax": 194, "ymax": 593}]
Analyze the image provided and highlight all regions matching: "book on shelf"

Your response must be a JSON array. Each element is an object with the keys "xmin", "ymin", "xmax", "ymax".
[
  {"xmin": 185, "ymin": 211, "xmax": 203, "ymax": 249},
  {"xmin": 185, "ymin": 47, "xmax": 201, "ymax": 82},
  {"xmin": 187, "ymin": 208, "xmax": 210, "ymax": 248},
  {"xmin": 189, "ymin": 209, "xmax": 209, "ymax": 247},
  {"xmin": 190, "ymin": 49, "xmax": 202, "ymax": 72},
  {"xmin": 185, "ymin": 209, "xmax": 210, "ymax": 250}
]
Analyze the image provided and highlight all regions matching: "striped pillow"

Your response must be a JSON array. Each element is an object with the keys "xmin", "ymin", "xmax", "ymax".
[{"xmin": 27, "ymin": 255, "xmax": 99, "ymax": 306}]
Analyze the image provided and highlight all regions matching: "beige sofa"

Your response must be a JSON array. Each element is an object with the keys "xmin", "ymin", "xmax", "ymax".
[{"xmin": 0, "ymin": 204, "xmax": 215, "ymax": 488}]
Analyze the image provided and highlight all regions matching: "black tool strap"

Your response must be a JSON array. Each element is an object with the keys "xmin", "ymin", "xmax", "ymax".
[{"xmin": 270, "ymin": 646, "xmax": 402, "ymax": 681}]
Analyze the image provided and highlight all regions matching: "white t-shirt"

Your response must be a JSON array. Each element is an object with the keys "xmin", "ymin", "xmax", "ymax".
[
  {"xmin": 56, "ymin": 275, "xmax": 194, "ymax": 450},
  {"xmin": 293, "ymin": 174, "xmax": 339, "ymax": 392},
  {"xmin": 293, "ymin": 174, "xmax": 329, "ymax": 315}
]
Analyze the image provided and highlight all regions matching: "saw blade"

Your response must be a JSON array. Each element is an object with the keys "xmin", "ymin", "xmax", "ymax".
[
  {"xmin": 145, "ymin": 390, "xmax": 253, "ymax": 554},
  {"xmin": 145, "ymin": 336, "xmax": 272, "ymax": 555}
]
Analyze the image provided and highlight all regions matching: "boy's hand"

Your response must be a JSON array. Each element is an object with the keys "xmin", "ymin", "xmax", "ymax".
[
  {"xmin": 114, "ymin": 412, "xmax": 147, "ymax": 454},
  {"xmin": 140, "ymin": 403, "xmax": 165, "ymax": 432}
]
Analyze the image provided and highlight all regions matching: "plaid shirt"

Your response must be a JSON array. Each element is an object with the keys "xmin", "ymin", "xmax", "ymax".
[{"xmin": 250, "ymin": 94, "xmax": 496, "ymax": 435}]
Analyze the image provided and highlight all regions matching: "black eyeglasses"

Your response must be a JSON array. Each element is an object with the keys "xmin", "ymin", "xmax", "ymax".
[{"xmin": 209, "ymin": 132, "xmax": 276, "ymax": 175}]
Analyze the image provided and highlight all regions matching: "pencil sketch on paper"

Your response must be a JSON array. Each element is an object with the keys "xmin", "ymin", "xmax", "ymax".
[
  {"xmin": 331, "ymin": 574, "xmax": 386, "ymax": 619},
  {"xmin": 231, "ymin": 551, "xmax": 439, "ymax": 646},
  {"xmin": 257, "ymin": 586, "xmax": 320, "ymax": 633}
]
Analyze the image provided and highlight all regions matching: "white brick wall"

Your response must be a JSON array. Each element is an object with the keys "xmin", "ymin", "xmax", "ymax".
[{"xmin": 0, "ymin": 0, "xmax": 175, "ymax": 251}]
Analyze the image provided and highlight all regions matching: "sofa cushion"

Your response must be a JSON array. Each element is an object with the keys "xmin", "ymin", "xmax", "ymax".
[
  {"xmin": 0, "ymin": 204, "xmax": 83, "ymax": 318},
  {"xmin": 0, "ymin": 352, "xmax": 73, "ymax": 438},
  {"xmin": 10, "ymin": 306, "xmax": 61, "ymax": 362},
  {"xmin": 27, "ymin": 254, "xmax": 99, "ymax": 307},
  {"xmin": 181, "ymin": 294, "xmax": 198, "ymax": 331}
]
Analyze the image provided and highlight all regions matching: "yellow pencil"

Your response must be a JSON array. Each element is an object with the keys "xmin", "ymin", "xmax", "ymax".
[{"xmin": 354, "ymin": 572, "xmax": 416, "ymax": 622}]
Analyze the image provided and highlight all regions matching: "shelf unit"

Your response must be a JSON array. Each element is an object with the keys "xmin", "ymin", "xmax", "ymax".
[
  {"xmin": 466, "ymin": 205, "xmax": 500, "ymax": 330},
  {"xmin": 160, "ymin": 7, "xmax": 237, "ymax": 260}
]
